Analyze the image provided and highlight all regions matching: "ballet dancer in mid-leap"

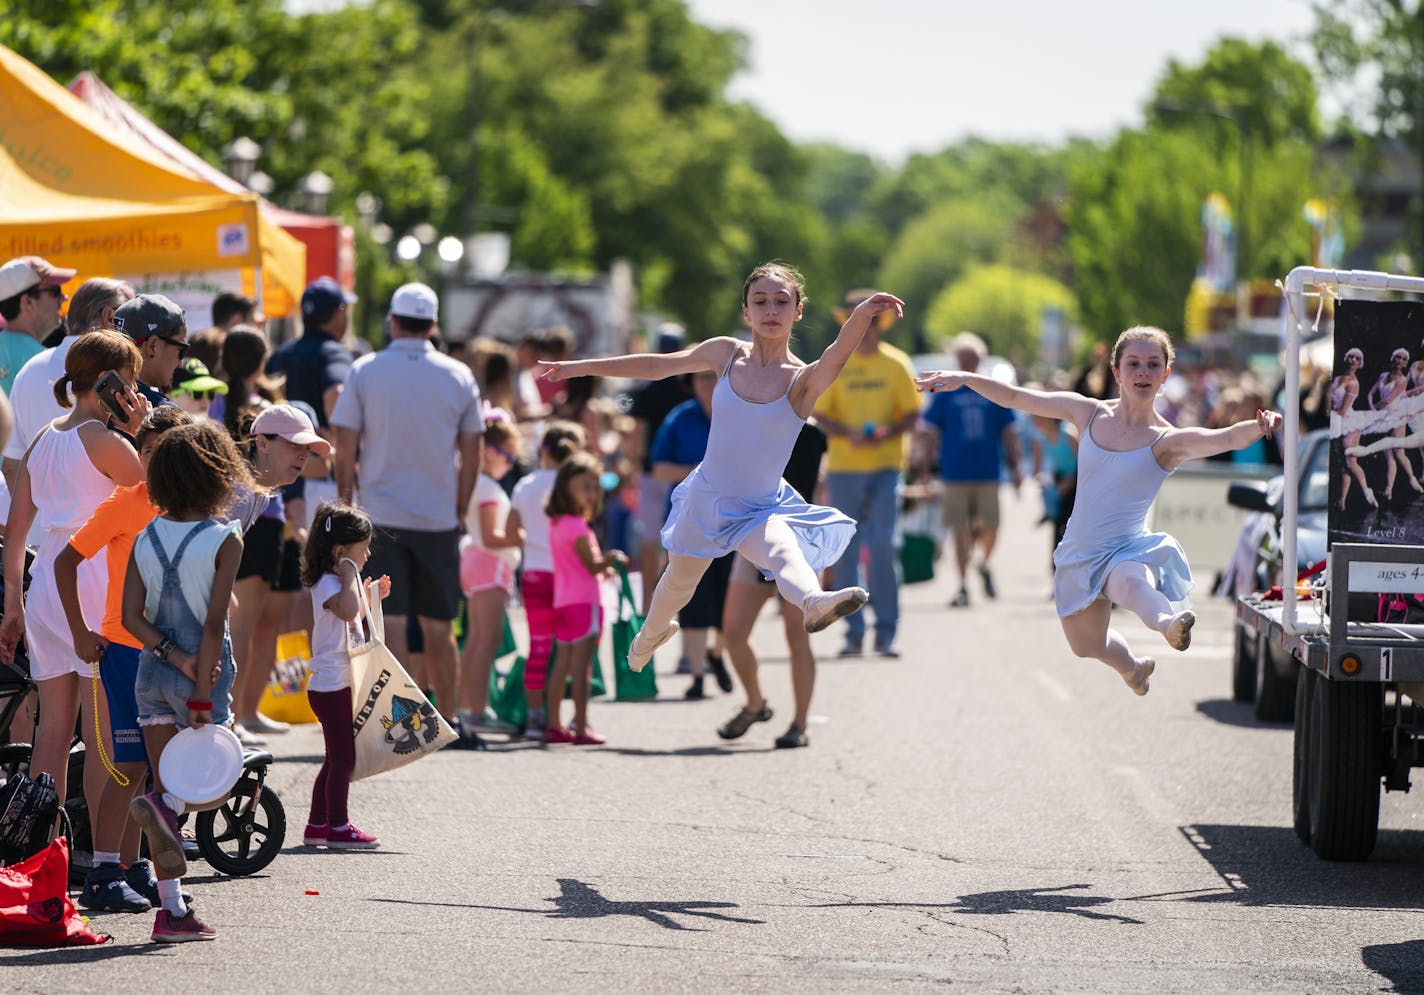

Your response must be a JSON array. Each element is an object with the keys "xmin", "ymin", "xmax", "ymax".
[
  {"xmin": 916, "ymin": 325, "xmax": 1282, "ymax": 696},
  {"xmin": 538, "ymin": 261, "xmax": 903, "ymax": 671}
]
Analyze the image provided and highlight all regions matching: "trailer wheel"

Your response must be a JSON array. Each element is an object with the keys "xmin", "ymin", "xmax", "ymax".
[
  {"xmin": 1231, "ymin": 622, "xmax": 1256, "ymax": 703},
  {"xmin": 1254, "ymin": 632, "xmax": 1296, "ymax": 723},
  {"xmin": 1292, "ymin": 668, "xmax": 1315, "ymax": 845},
  {"xmin": 1307, "ymin": 676, "xmax": 1382, "ymax": 861}
]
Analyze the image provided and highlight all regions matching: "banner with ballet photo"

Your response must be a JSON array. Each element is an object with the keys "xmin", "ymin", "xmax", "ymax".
[{"xmin": 1329, "ymin": 299, "xmax": 1424, "ymax": 546}]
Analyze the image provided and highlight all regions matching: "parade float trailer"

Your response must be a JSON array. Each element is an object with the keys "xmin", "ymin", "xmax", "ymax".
[{"xmin": 1235, "ymin": 266, "xmax": 1424, "ymax": 861}]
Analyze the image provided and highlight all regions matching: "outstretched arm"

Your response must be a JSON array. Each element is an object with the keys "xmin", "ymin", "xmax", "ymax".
[
  {"xmin": 914, "ymin": 371, "xmax": 1099, "ymax": 430},
  {"xmin": 537, "ymin": 337, "xmax": 740, "ymax": 384},
  {"xmin": 1155, "ymin": 409, "xmax": 1282, "ymax": 471},
  {"xmin": 792, "ymin": 293, "xmax": 905, "ymax": 414}
]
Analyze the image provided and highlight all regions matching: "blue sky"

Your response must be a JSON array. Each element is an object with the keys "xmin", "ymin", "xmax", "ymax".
[{"xmin": 685, "ymin": 0, "xmax": 1318, "ymax": 162}]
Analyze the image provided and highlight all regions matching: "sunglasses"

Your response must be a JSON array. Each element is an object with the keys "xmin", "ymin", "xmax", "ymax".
[
  {"xmin": 489, "ymin": 445, "xmax": 518, "ymax": 463},
  {"xmin": 182, "ymin": 389, "xmax": 216, "ymax": 402},
  {"xmin": 155, "ymin": 336, "xmax": 190, "ymax": 358},
  {"xmin": 29, "ymin": 285, "xmax": 67, "ymax": 302}
]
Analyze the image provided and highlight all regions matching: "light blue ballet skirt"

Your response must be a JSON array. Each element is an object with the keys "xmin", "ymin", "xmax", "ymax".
[
  {"xmin": 1051, "ymin": 416, "xmax": 1192, "ymax": 617},
  {"xmin": 661, "ymin": 346, "xmax": 856, "ymax": 571}
]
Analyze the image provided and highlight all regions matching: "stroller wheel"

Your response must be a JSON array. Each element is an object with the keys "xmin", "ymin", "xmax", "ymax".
[{"xmin": 194, "ymin": 777, "xmax": 286, "ymax": 876}]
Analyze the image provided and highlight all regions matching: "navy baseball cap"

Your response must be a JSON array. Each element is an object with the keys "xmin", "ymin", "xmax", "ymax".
[
  {"xmin": 112, "ymin": 294, "xmax": 186, "ymax": 343},
  {"xmin": 301, "ymin": 276, "xmax": 356, "ymax": 323}
]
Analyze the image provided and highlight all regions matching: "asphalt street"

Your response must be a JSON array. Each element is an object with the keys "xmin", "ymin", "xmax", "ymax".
[{"xmin": 8, "ymin": 487, "xmax": 1424, "ymax": 993}]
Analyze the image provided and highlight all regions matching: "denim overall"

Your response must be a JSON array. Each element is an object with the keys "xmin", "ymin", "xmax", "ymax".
[{"xmin": 133, "ymin": 520, "xmax": 237, "ymax": 727}]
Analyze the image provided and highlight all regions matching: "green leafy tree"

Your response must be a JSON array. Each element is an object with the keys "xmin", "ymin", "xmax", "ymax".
[
  {"xmin": 875, "ymin": 198, "xmax": 1017, "ymax": 345},
  {"xmin": 1311, "ymin": 0, "xmax": 1424, "ymax": 265},
  {"xmin": 924, "ymin": 263, "xmax": 1076, "ymax": 363}
]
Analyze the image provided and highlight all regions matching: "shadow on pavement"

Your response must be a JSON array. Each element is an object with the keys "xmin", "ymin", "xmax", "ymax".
[
  {"xmin": 1362, "ymin": 939, "xmax": 1424, "ymax": 994},
  {"xmin": 1129, "ymin": 824, "xmax": 1424, "ymax": 909},
  {"xmin": 268, "ymin": 754, "xmax": 327, "ymax": 766},
  {"xmin": 1192, "ymin": 698, "xmax": 1288, "ymax": 729},
  {"xmin": 600, "ymin": 745, "xmax": 756, "ymax": 757},
  {"xmin": 0, "ymin": 943, "xmax": 170, "ymax": 965},
  {"xmin": 801, "ymin": 884, "xmax": 1142, "ymax": 925},
  {"xmin": 371, "ymin": 877, "xmax": 765, "ymax": 931}
]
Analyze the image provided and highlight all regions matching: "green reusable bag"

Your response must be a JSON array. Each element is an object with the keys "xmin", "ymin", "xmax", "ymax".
[
  {"xmin": 611, "ymin": 562, "xmax": 658, "ymax": 701},
  {"xmin": 900, "ymin": 533, "xmax": 936, "ymax": 584},
  {"xmin": 899, "ymin": 498, "xmax": 938, "ymax": 585},
  {"xmin": 496, "ymin": 613, "xmax": 518, "ymax": 659},
  {"xmin": 489, "ymin": 654, "xmax": 528, "ymax": 729}
]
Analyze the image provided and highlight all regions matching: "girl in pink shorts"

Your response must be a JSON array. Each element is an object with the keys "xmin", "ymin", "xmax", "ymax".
[
  {"xmin": 543, "ymin": 452, "xmax": 626, "ymax": 744},
  {"xmin": 507, "ymin": 421, "xmax": 587, "ymax": 738},
  {"xmin": 454, "ymin": 419, "xmax": 524, "ymax": 743}
]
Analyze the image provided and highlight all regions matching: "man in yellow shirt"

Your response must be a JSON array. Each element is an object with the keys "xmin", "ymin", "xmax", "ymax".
[{"xmin": 813, "ymin": 289, "xmax": 922, "ymax": 657}]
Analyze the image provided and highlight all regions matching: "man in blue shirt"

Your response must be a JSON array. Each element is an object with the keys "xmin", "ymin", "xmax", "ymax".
[
  {"xmin": 266, "ymin": 276, "xmax": 355, "ymax": 429},
  {"xmin": 650, "ymin": 369, "xmax": 734, "ymax": 699},
  {"xmin": 920, "ymin": 333, "xmax": 1022, "ymax": 607}
]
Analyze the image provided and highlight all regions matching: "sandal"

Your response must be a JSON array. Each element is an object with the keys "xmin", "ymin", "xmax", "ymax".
[
  {"xmin": 774, "ymin": 723, "xmax": 809, "ymax": 749},
  {"xmin": 716, "ymin": 703, "xmax": 773, "ymax": 740}
]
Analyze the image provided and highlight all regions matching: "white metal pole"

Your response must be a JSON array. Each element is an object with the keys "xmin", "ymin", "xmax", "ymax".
[{"xmin": 1281, "ymin": 267, "xmax": 1306, "ymax": 633}]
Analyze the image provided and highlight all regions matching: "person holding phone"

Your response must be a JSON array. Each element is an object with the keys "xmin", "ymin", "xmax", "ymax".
[
  {"xmin": 0, "ymin": 331, "xmax": 148, "ymax": 851},
  {"xmin": 112, "ymin": 294, "xmax": 189, "ymax": 407}
]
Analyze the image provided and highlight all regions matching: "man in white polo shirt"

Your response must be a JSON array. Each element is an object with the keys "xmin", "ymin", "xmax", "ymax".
[{"xmin": 331, "ymin": 283, "xmax": 484, "ymax": 721}]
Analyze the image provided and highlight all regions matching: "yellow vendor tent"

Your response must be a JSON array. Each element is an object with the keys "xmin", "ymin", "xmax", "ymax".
[{"xmin": 0, "ymin": 44, "xmax": 305, "ymax": 314}]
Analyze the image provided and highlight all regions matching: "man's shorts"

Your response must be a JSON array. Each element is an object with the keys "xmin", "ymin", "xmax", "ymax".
[
  {"xmin": 368, "ymin": 525, "xmax": 462, "ymax": 621},
  {"xmin": 940, "ymin": 481, "xmax": 1001, "ymax": 533},
  {"xmin": 635, "ymin": 475, "xmax": 671, "ymax": 556},
  {"xmin": 552, "ymin": 603, "xmax": 602, "ymax": 643},
  {"xmin": 236, "ymin": 516, "xmax": 284, "ymax": 584},
  {"xmin": 274, "ymin": 537, "xmax": 303, "ymax": 593},
  {"xmin": 99, "ymin": 643, "xmax": 148, "ymax": 764},
  {"xmin": 678, "ymin": 553, "xmax": 733, "ymax": 629}
]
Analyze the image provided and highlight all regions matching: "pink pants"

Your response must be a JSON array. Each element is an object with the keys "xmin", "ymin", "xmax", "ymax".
[{"xmin": 522, "ymin": 570, "xmax": 555, "ymax": 692}]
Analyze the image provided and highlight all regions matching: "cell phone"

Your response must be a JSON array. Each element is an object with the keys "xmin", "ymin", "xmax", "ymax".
[{"xmin": 93, "ymin": 370, "xmax": 128, "ymax": 422}]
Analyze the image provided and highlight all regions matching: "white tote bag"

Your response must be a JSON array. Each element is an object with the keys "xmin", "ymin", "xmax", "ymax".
[{"xmin": 348, "ymin": 577, "xmax": 458, "ymax": 781}]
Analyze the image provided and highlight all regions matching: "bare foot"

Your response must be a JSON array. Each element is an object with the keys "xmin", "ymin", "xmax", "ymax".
[
  {"xmin": 1163, "ymin": 610, "xmax": 1196, "ymax": 651},
  {"xmin": 1124, "ymin": 658, "xmax": 1155, "ymax": 696}
]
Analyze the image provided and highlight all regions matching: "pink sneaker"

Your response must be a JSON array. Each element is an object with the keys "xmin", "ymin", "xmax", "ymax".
[
  {"xmin": 543, "ymin": 726, "xmax": 576, "ymax": 745},
  {"xmin": 303, "ymin": 822, "xmax": 329, "ymax": 846},
  {"xmin": 326, "ymin": 824, "xmax": 380, "ymax": 849},
  {"xmin": 129, "ymin": 792, "xmax": 187, "ymax": 879},
  {"xmin": 152, "ymin": 908, "xmax": 217, "ymax": 942},
  {"xmin": 572, "ymin": 728, "xmax": 606, "ymax": 746}
]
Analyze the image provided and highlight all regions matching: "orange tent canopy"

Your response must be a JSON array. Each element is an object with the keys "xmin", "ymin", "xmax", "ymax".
[{"xmin": 0, "ymin": 44, "xmax": 305, "ymax": 313}]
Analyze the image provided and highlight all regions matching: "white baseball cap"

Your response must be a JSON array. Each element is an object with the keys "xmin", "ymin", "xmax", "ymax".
[
  {"xmin": 389, "ymin": 282, "xmax": 438, "ymax": 321},
  {"xmin": 0, "ymin": 256, "xmax": 77, "ymax": 301}
]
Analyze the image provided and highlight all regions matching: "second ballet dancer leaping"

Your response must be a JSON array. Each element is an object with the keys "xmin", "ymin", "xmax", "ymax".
[
  {"xmin": 915, "ymin": 325, "xmax": 1283, "ymax": 696},
  {"xmin": 537, "ymin": 261, "xmax": 904, "ymax": 671}
]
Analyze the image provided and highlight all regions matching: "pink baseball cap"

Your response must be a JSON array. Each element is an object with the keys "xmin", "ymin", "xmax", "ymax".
[{"xmin": 250, "ymin": 403, "xmax": 333, "ymax": 456}]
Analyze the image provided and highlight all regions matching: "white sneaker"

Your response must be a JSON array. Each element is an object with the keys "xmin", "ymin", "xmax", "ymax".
[
  {"xmin": 628, "ymin": 620, "xmax": 679, "ymax": 672},
  {"xmin": 802, "ymin": 588, "xmax": 869, "ymax": 633},
  {"xmin": 246, "ymin": 714, "xmax": 291, "ymax": 734},
  {"xmin": 231, "ymin": 722, "xmax": 266, "ymax": 747}
]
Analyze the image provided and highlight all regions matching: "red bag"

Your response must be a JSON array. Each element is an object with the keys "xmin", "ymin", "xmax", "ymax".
[{"xmin": 0, "ymin": 838, "xmax": 108, "ymax": 947}]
